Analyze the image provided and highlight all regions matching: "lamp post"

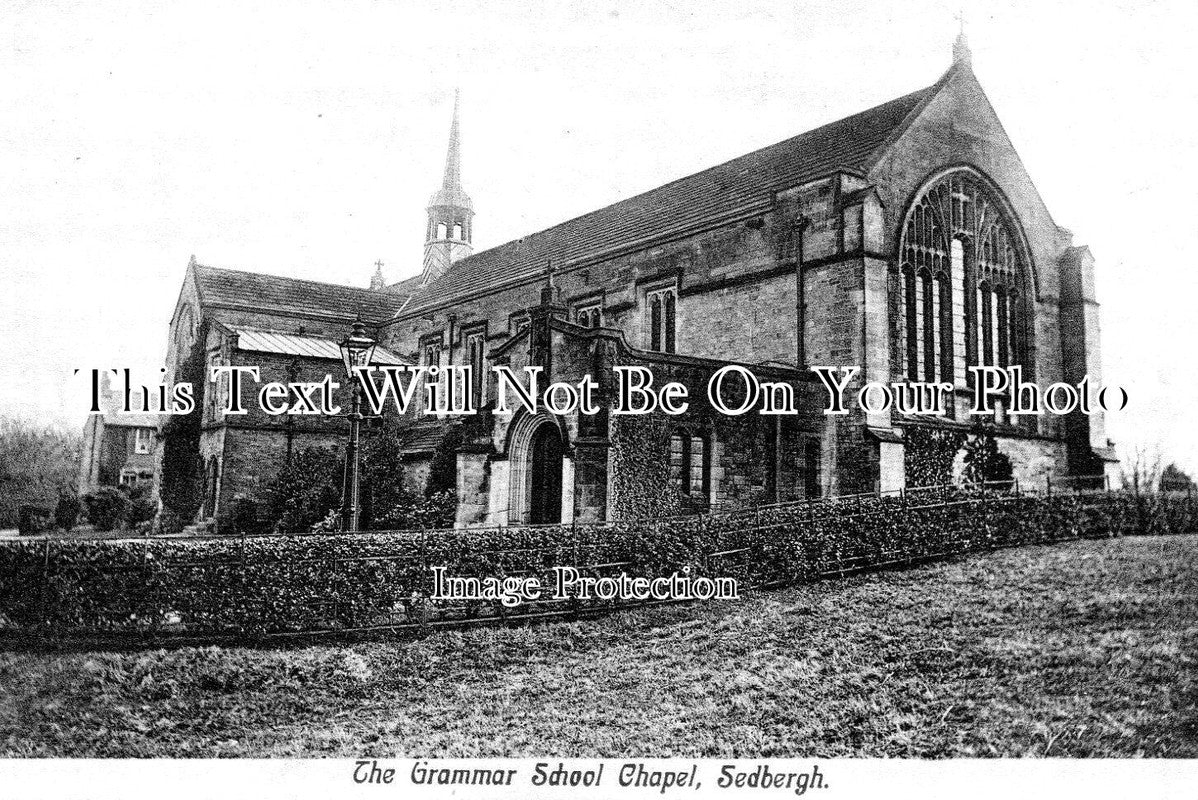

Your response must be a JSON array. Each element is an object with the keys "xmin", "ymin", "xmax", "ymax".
[{"xmin": 338, "ymin": 316, "xmax": 377, "ymax": 532}]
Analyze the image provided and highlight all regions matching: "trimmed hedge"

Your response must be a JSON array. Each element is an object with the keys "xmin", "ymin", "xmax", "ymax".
[{"xmin": 0, "ymin": 489, "xmax": 1194, "ymax": 639}]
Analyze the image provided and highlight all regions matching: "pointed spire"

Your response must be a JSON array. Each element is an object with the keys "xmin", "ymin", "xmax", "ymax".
[
  {"xmin": 423, "ymin": 88, "xmax": 474, "ymax": 285},
  {"xmin": 442, "ymin": 88, "xmax": 462, "ymax": 190},
  {"xmin": 952, "ymin": 12, "xmax": 971, "ymax": 66},
  {"xmin": 370, "ymin": 259, "xmax": 386, "ymax": 291}
]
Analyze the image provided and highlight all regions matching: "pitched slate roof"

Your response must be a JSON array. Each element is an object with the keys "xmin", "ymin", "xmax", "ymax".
[
  {"xmin": 401, "ymin": 79, "xmax": 941, "ymax": 316},
  {"xmin": 193, "ymin": 265, "xmax": 406, "ymax": 324},
  {"xmin": 401, "ymin": 420, "xmax": 451, "ymax": 455},
  {"xmin": 385, "ymin": 274, "xmax": 424, "ymax": 300}
]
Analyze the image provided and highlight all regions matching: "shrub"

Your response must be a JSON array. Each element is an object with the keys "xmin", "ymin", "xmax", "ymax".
[
  {"xmin": 264, "ymin": 420, "xmax": 425, "ymax": 533},
  {"xmin": 126, "ymin": 482, "xmax": 153, "ymax": 501},
  {"xmin": 264, "ymin": 447, "xmax": 342, "ymax": 533},
  {"xmin": 360, "ymin": 419, "xmax": 411, "ymax": 530},
  {"xmin": 0, "ymin": 488, "xmax": 1193, "ymax": 638},
  {"xmin": 373, "ymin": 490, "xmax": 457, "ymax": 530},
  {"xmin": 904, "ymin": 426, "xmax": 967, "ymax": 488},
  {"xmin": 18, "ymin": 505, "xmax": 53, "ymax": 536},
  {"xmin": 154, "ymin": 507, "xmax": 189, "ymax": 536},
  {"xmin": 128, "ymin": 495, "xmax": 159, "ymax": 528},
  {"xmin": 425, "ymin": 424, "xmax": 462, "ymax": 497},
  {"xmin": 217, "ymin": 494, "xmax": 263, "ymax": 536},
  {"xmin": 963, "ymin": 425, "xmax": 1014, "ymax": 486},
  {"xmin": 54, "ymin": 491, "xmax": 83, "ymax": 531},
  {"xmin": 83, "ymin": 487, "xmax": 131, "ymax": 531}
]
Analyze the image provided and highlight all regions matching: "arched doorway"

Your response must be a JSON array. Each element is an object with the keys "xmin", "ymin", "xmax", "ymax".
[
  {"xmin": 505, "ymin": 412, "xmax": 568, "ymax": 525},
  {"xmin": 528, "ymin": 423, "xmax": 563, "ymax": 524}
]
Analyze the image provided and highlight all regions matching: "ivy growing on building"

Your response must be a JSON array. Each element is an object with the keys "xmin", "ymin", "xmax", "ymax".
[
  {"xmin": 608, "ymin": 413, "xmax": 682, "ymax": 520},
  {"xmin": 425, "ymin": 423, "xmax": 463, "ymax": 498},
  {"xmin": 157, "ymin": 336, "xmax": 207, "ymax": 531},
  {"xmin": 904, "ymin": 425, "xmax": 967, "ymax": 488}
]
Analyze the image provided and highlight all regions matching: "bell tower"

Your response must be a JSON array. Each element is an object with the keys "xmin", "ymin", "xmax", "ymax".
[{"xmin": 423, "ymin": 90, "xmax": 474, "ymax": 284}]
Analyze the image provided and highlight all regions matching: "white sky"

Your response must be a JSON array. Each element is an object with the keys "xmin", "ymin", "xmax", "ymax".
[{"xmin": 2, "ymin": 0, "xmax": 1196, "ymax": 477}]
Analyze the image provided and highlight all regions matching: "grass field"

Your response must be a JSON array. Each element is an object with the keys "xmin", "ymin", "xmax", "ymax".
[{"xmin": 2, "ymin": 534, "xmax": 1195, "ymax": 757}]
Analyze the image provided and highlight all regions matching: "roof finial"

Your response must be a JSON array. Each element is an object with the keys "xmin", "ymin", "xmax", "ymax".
[
  {"xmin": 953, "ymin": 10, "xmax": 971, "ymax": 66},
  {"xmin": 540, "ymin": 259, "xmax": 559, "ymax": 304},
  {"xmin": 370, "ymin": 259, "xmax": 386, "ymax": 291}
]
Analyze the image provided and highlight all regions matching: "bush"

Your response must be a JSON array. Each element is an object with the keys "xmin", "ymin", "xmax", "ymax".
[
  {"xmin": 264, "ymin": 420, "xmax": 426, "ymax": 533},
  {"xmin": 904, "ymin": 426, "xmax": 967, "ymax": 488},
  {"xmin": 154, "ymin": 507, "xmax": 189, "ymax": 536},
  {"xmin": 83, "ymin": 487, "xmax": 131, "ymax": 531},
  {"xmin": 126, "ymin": 482, "xmax": 153, "ymax": 501},
  {"xmin": 264, "ymin": 447, "xmax": 342, "ymax": 533},
  {"xmin": 217, "ymin": 494, "xmax": 263, "ymax": 536},
  {"xmin": 963, "ymin": 425, "xmax": 1014, "ymax": 486},
  {"xmin": 0, "ymin": 488, "xmax": 1193, "ymax": 638},
  {"xmin": 425, "ymin": 424, "xmax": 462, "ymax": 497},
  {"xmin": 359, "ymin": 419, "xmax": 410, "ymax": 529},
  {"xmin": 373, "ymin": 490, "xmax": 457, "ymax": 530},
  {"xmin": 18, "ymin": 505, "xmax": 53, "ymax": 536},
  {"xmin": 128, "ymin": 495, "xmax": 159, "ymax": 528},
  {"xmin": 54, "ymin": 491, "xmax": 83, "ymax": 531}
]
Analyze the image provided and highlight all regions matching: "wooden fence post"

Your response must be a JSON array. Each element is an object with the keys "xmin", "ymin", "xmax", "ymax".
[
  {"xmin": 420, "ymin": 529, "xmax": 428, "ymax": 577},
  {"xmin": 142, "ymin": 532, "xmax": 151, "ymax": 638},
  {"xmin": 39, "ymin": 537, "xmax": 51, "ymax": 632},
  {"xmin": 238, "ymin": 531, "xmax": 248, "ymax": 635}
]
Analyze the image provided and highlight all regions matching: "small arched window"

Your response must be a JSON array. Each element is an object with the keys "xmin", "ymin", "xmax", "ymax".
[
  {"xmin": 452, "ymin": 223, "xmax": 462, "ymax": 240},
  {"xmin": 646, "ymin": 287, "xmax": 677, "ymax": 353},
  {"xmin": 436, "ymin": 222, "xmax": 448, "ymax": 239},
  {"xmin": 575, "ymin": 304, "xmax": 602, "ymax": 328}
]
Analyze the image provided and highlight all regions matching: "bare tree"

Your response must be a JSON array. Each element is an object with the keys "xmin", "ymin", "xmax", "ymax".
[
  {"xmin": 1120, "ymin": 443, "xmax": 1164, "ymax": 495},
  {"xmin": 0, "ymin": 415, "xmax": 81, "ymax": 528}
]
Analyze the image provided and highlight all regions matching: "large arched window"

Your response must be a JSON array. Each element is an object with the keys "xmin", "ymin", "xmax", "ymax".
[{"xmin": 891, "ymin": 169, "xmax": 1031, "ymax": 388}]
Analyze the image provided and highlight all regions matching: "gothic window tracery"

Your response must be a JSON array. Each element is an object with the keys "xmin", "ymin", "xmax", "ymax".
[
  {"xmin": 464, "ymin": 331, "xmax": 485, "ymax": 407},
  {"xmin": 575, "ymin": 303, "xmax": 602, "ymax": 328},
  {"xmin": 646, "ymin": 287, "xmax": 677, "ymax": 353},
  {"xmin": 892, "ymin": 170, "xmax": 1030, "ymax": 389}
]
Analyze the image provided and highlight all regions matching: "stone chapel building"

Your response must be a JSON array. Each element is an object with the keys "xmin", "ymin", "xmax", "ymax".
[{"xmin": 159, "ymin": 35, "xmax": 1119, "ymax": 528}]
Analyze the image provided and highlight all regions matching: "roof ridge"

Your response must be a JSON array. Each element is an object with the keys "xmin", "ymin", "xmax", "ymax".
[
  {"xmin": 449, "ymin": 82, "xmax": 937, "ymax": 272},
  {"xmin": 195, "ymin": 264, "xmax": 393, "ymax": 298},
  {"xmin": 860, "ymin": 64, "xmax": 960, "ymax": 171}
]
